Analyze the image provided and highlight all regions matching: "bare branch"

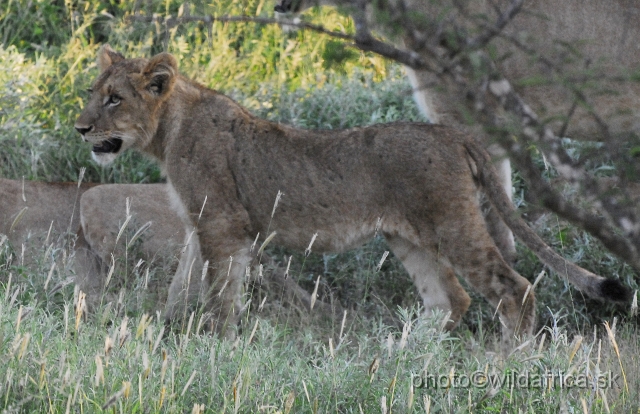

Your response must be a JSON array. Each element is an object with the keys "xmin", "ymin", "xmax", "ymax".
[
  {"xmin": 128, "ymin": 14, "xmax": 354, "ymax": 40},
  {"xmin": 463, "ymin": 0, "xmax": 525, "ymax": 51}
]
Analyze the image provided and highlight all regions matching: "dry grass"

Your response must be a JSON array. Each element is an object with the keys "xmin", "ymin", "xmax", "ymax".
[
  {"xmin": 1, "ymin": 222, "xmax": 639, "ymax": 412},
  {"xmin": 1, "ymin": 2, "xmax": 639, "ymax": 410}
]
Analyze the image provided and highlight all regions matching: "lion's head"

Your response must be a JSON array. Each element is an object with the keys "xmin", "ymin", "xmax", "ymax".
[{"xmin": 74, "ymin": 45, "xmax": 178, "ymax": 165}]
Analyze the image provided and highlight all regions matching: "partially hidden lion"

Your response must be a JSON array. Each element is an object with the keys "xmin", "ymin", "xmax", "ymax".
[
  {"xmin": 275, "ymin": 0, "xmax": 640, "ymax": 265},
  {"xmin": 0, "ymin": 177, "xmax": 96, "ymax": 261},
  {"xmin": 0, "ymin": 178, "xmax": 200, "ymax": 311},
  {"xmin": 74, "ymin": 183, "xmax": 203, "ymax": 313},
  {"xmin": 74, "ymin": 46, "xmax": 630, "ymax": 341}
]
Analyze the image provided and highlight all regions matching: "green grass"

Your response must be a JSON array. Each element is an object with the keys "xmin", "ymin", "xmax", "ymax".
[
  {"xmin": 1, "ymin": 1, "xmax": 640, "ymax": 412},
  {"xmin": 1, "ymin": 241, "xmax": 639, "ymax": 412}
]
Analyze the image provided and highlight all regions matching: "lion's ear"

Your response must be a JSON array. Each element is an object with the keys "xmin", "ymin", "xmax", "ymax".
[
  {"xmin": 143, "ymin": 52, "xmax": 178, "ymax": 96},
  {"xmin": 98, "ymin": 44, "xmax": 125, "ymax": 72}
]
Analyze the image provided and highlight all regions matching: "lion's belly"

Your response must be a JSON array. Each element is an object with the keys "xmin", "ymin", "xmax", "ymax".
[
  {"xmin": 269, "ymin": 216, "xmax": 380, "ymax": 253},
  {"xmin": 257, "ymin": 211, "xmax": 422, "ymax": 254}
]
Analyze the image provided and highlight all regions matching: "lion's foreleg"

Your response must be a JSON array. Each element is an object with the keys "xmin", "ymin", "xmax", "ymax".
[
  {"xmin": 385, "ymin": 234, "xmax": 471, "ymax": 330},
  {"xmin": 164, "ymin": 223, "xmax": 206, "ymax": 324},
  {"xmin": 194, "ymin": 219, "xmax": 251, "ymax": 339}
]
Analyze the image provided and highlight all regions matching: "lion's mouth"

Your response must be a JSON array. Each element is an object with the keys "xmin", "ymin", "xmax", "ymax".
[{"xmin": 92, "ymin": 138, "xmax": 123, "ymax": 154}]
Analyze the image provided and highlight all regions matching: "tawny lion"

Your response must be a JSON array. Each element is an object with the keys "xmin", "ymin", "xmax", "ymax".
[{"xmin": 74, "ymin": 46, "xmax": 629, "ymax": 340}]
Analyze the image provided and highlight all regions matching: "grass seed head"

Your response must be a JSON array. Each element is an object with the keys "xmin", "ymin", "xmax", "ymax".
[
  {"xmin": 258, "ymin": 232, "xmax": 277, "ymax": 257},
  {"xmin": 310, "ymin": 276, "xmax": 320, "ymax": 311},
  {"xmin": 198, "ymin": 195, "xmax": 208, "ymax": 222},
  {"xmin": 368, "ymin": 356, "xmax": 380, "ymax": 382},
  {"xmin": 284, "ymin": 256, "xmax": 292, "ymax": 280},
  {"xmin": 375, "ymin": 251, "xmax": 389, "ymax": 272},
  {"xmin": 94, "ymin": 355, "xmax": 104, "ymax": 387},
  {"xmin": 159, "ymin": 386, "xmax": 166, "ymax": 409},
  {"xmin": 305, "ymin": 233, "xmax": 318, "ymax": 257},
  {"xmin": 104, "ymin": 336, "xmax": 114, "ymax": 357},
  {"xmin": 250, "ymin": 232, "xmax": 260, "ymax": 253},
  {"xmin": 9, "ymin": 207, "xmax": 28, "ymax": 233},
  {"xmin": 118, "ymin": 317, "xmax": 129, "ymax": 347},
  {"xmin": 123, "ymin": 381, "xmax": 132, "ymax": 399},
  {"xmin": 271, "ymin": 190, "xmax": 283, "ymax": 218},
  {"xmin": 63, "ymin": 368, "xmax": 71, "ymax": 387},
  {"xmin": 338, "ymin": 310, "xmax": 347, "ymax": 343},
  {"xmin": 44, "ymin": 261, "xmax": 55, "ymax": 291},
  {"xmin": 161, "ymin": 349, "xmax": 168, "ymax": 383},
  {"xmin": 136, "ymin": 314, "xmax": 151, "ymax": 339},
  {"xmin": 258, "ymin": 295, "xmax": 267, "ymax": 313},
  {"xmin": 568, "ymin": 335, "xmax": 583, "ymax": 364},
  {"xmin": 77, "ymin": 167, "xmax": 86, "ymax": 187},
  {"xmin": 247, "ymin": 319, "xmax": 259, "ymax": 344},
  {"xmin": 74, "ymin": 291, "xmax": 86, "ymax": 332},
  {"xmin": 329, "ymin": 337, "xmax": 334, "ymax": 358},
  {"xmin": 424, "ymin": 394, "xmax": 431, "ymax": 414},
  {"xmin": 604, "ymin": 321, "xmax": 628, "ymax": 393},
  {"xmin": 152, "ymin": 327, "xmax": 165, "ymax": 355},
  {"xmin": 399, "ymin": 320, "xmax": 411, "ymax": 350},
  {"xmin": 201, "ymin": 260, "xmax": 209, "ymax": 282},
  {"xmin": 142, "ymin": 351, "xmax": 150, "ymax": 379},
  {"xmin": 284, "ymin": 390, "xmax": 295, "ymax": 414},
  {"xmin": 15, "ymin": 305, "xmax": 23, "ymax": 331}
]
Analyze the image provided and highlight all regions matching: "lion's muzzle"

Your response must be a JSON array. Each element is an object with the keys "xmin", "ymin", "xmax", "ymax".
[
  {"xmin": 91, "ymin": 138, "xmax": 123, "ymax": 154},
  {"xmin": 75, "ymin": 123, "xmax": 124, "ymax": 155}
]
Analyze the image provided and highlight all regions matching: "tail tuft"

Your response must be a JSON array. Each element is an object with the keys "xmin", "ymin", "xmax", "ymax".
[{"xmin": 599, "ymin": 279, "xmax": 632, "ymax": 303}]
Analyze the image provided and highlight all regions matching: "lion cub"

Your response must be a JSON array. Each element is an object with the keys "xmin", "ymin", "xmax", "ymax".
[
  {"xmin": 0, "ymin": 178, "xmax": 94, "ymax": 253},
  {"xmin": 75, "ymin": 46, "xmax": 629, "ymax": 341},
  {"xmin": 0, "ymin": 178, "xmax": 200, "ymax": 312},
  {"xmin": 75, "ymin": 183, "xmax": 202, "ymax": 313}
]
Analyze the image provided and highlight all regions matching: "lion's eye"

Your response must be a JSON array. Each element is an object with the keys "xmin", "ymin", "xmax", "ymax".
[{"xmin": 105, "ymin": 95, "xmax": 121, "ymax": 107}]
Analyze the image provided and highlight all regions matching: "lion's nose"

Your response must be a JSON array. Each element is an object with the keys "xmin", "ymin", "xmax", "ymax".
[{"xmin": 75, "ymin": 125, "xmax": 93, "ymax": 135}]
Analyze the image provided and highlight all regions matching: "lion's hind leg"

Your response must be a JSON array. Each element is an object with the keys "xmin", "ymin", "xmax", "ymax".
[
  {"xmin": 385, "ymin": 235, "xmax": 471, "ymax": 330},
  {"xmin": 430, "ymin": 199, "xmax": 535, "ymax": 342}
]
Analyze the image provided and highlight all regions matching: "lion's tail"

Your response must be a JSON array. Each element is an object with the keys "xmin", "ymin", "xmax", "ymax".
[{"xmin": 464, "ymin": 141, "xmax": 631, "ymax": 303}]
